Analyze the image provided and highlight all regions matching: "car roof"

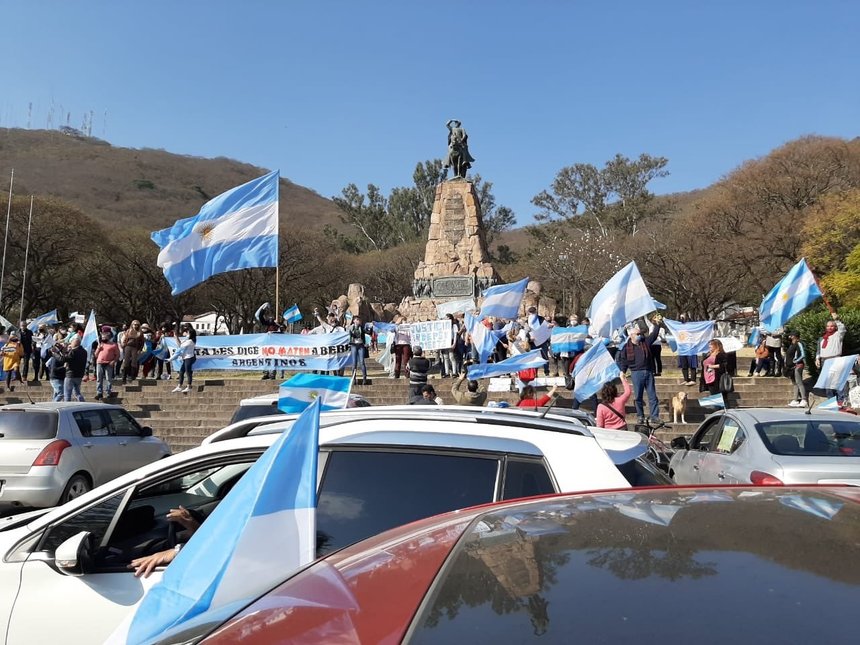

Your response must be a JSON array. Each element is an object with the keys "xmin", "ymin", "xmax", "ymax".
[
  {"xmin": 205, "ymin": 486, "xmax": 860, "ymax": 644},
  {"xmin": 0, "ymin": 402, "xmax": 124, "ymax": 412},
  {"xmin": 704, "ymin": 408, "xmax": 860, "ymax": 426}
]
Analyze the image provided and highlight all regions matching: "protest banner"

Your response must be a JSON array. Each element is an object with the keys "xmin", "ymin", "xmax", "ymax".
[
  {"xmin": 189, "ymin": 332, "xmax": 351, "ymax": 371},
  {"xmin": 409, "ymin": 320, "xmax": 452, "ymax": 351}
]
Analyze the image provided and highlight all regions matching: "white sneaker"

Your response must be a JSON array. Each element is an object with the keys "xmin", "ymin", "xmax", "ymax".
[
  {"xmin": 181, "ymin": 386, "xmax": 190, "ymax": 394},
  {"xmin": 788, "ymin": 400, "xmax": 801, "ymax": 407},
  {"xmin": 172, "ymin": 385, "xmax": 182, "ymax": 393},
  {"xmin": 160, "ymin": 374, "xmax": 169, "ymax": 380}
]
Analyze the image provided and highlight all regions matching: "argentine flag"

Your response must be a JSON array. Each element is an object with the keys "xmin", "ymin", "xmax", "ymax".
[
  {"xmin": 699, "ymin": 393, "xmax": 725, "ymax": 408},
  {"xmin": 748, "ymin": 328, "xmax": 762, "ymax": 347},
  {"xmin": 479, "ymin": 277, "xmax": 529, "ymax": 320},
  {"xmin": 278, "ymin": 373, "xmax": 352, "ymax": 412},
  {"xmin": 82, "ymin": 310, "xmax": 98, "ymax": 363},
  {"xmin": 758, "ymin": 258, "xmax": 822, "ymax": 332},
  {"xmin": 573, "ymin": 342, "xmax": 621, "ymax": 402},
  {"xmin": 27, "ymin": 309, "xmax": 59, "ymax": 333},
  {"xmin": 814, "ymin": 354, "xmax": 859, "ymax": 392},
  {"xmin": 587, "ymin": 262, "xmax": 656, "ymax": 339},
  {"xmin": 816, "ymin": 396, "xmax": 839, "ymax": 411},
  {"xmin": 151, "ymin": 170, "xmax": 279, "ymax": 295},
  {"xmin": 374, "ymin": 320, "xmax": 397, "ymax": 333},
  {"xmin": 466, "ymin": 312, "xmax": 502, "ymax": 363},
  {"xmin": 467, "ymin": 348, "xmax": 547, "ymax": 380},
  {"xmin": 283, "ymin": 304, "xmax": 302, "ymax": 323},
  {"xmin": 663, "ymin": 319, "xmax": 715, "ymax": 355},
  {"xmin": 121, "ymin": 398, "xmax": 321, "ymax": 645},
  {"xmin": 551, "ymin": 325, "xmax": 589, "ymax": 354}
]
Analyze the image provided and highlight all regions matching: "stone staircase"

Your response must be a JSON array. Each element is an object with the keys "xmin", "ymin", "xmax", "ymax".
[{"xmin": 0, "ymin": 357, "xmax": 798, "ymax": 452}]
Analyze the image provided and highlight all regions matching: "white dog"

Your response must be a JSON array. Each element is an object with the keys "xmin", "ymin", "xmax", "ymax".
[{"xmin": 672, "ymin": 391, "xmax": 688, "ymax": 424}]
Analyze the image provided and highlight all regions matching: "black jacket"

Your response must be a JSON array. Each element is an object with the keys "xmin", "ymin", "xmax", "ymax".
[{"xmin": 65, "ymin": 346, "xmax": 88, "ymax": 378}]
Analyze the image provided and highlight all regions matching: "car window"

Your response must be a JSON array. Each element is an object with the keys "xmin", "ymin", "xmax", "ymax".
[
  {"xmin": 73, "ymin": 410, "xmax": 111, "ymax": 438},
  {"xmin": 757, "ymin": 419, "xmax": 860, "ymax": 456},
  {"xmin": 715, "ymin": 419, "xmax": 745, "ymax": 454},
  {"xmin": 106, "ymin": 409, "xmax": 142, "ymax": 437},
  {"xmin": 38, "ymin": 491, "xmax": 126, "ymax": 553},
  {"xmin": 691, "ymin": 418, "xmax": 722, "ymax": 452},
  {"xmin": 0, "ymin": 410, "xmax": 58, "ymax": 439},
  {"xmin": 502, "ymin": 459, "xmax": 556, "ymax": 500},
  {"xmin": 317, "ymin": 449, "xmax": 500, "ymax": 556},
  {"xmin": 230, "ymin": 404, "xmax": 283, "ymax": 424}
]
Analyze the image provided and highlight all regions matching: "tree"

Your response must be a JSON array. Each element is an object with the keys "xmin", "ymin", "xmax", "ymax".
[
  {"xmin": 330, "ymin": 183, "xmax": 405, "ymax": 252},
  {"xmin": 532, "ymin": 153, "xmax": 670, "ymax": 237}
]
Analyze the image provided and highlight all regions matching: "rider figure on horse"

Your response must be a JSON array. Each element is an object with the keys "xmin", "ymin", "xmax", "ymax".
[{"xmin": 443, "ymin": 119, "xmax": 475, "ymax": 179}]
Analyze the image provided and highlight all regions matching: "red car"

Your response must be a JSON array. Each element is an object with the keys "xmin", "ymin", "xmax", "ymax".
[{"xmin": 162, "ymin": 486, "xmax": 860, "ymax": 644}]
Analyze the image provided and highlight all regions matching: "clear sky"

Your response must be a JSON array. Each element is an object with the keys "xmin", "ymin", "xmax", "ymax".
[{"xmin": 1, "ymin": 0, "xmax": 858, "ymax": 225}]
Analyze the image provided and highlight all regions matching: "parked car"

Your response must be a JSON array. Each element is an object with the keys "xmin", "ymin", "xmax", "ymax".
[
  {"xmin": 0, "ymin": 402, "xmax": 170, "ymax": 508},
  {"xmin": 228, "ymin": 391, "xmax": 370, "ymax": 424},
  {"xmin": 669, "ymin": 408, "xmax": 860, "ymax": 485},
  {"xmin": 0, "ymin": 409, "xmax": 653, "ymax": 644},
  {"xmin": 166, "ymin": 486, "xmax": 860, "ymax": 644}
]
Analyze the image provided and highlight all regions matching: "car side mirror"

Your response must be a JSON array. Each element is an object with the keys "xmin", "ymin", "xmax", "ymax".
[
  {"xmin": 141, "ymin": 426, "xmax": 153, "ymax": 437},
  {"xmin": 670, "ymin": 436, "xmax": 690, "ymax": 450},
  {"xmin": 55, "ymin": 531, "xmax": 94, "ymax": 576}
]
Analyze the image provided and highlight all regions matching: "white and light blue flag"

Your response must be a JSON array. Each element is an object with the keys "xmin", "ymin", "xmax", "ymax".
[
  {"xmin": 698, "ymin": 393, "xmax": 725, "ymax": 408},
  {"xmin": 278, "ymin": 373, "xmax": 352, "ymax": 413},
  {"xmin": 758, "ymin": 258, "xmax": 822, "ymax": 332},
  {"xmin": 586, "ymin": 262, "xmax": 656, "ymax": 339},
  {"xmin": 663, "ymin": 319, "xmax": 715, "ymax": 355},
  {"xmin": 82, "ymin": 310, "xmax": 98, "ymax": 363},
  {"xmin": 283, "ymin": 304, "xmax": 302, "ymax": 323},
  {"xmin": 0, "ymin": 313, "xmax": 13, "ymax": 331},
  {"xmin": 373, "ymin": 321, "xmax": 397, "ymax": 333},
  {"xmin": 572, "ymin": 342, "xmax": 621, "ymax": 402},
  {"xmin": 27, "ymin": 309, "xmax": 58, "ymax": 333},
  {"xmin": 466, "ymin": 312, "xmax": 502, "ymax": 363},
  {"xmin": 436, "ymin": 298, "xmax": 476, "ymax": 318},
  {"xmin": 551, "ymin": 325, "xmax": 589, "ymax": 354},
  {"xmin": 479, "ymin": 277, "xmax": 529, "ymax": 320},
  {"xmin": 816, "ymin": 396, "xmax": 839, "ymax": 411},
  {"xmin": 814, "ymin": 354, "xmax": 859, "ymax": 392},
  {"xmin": 151, "ymin": 170, "xmax": 279, "ymax": 295},
  {"xmin": 467, "ymin": 349, "xmax": 547, "ymax": 381},
  {"xmin": 122, "ymin": 398, "xmax": 321, "ymax": 645},
  {"xmin": 748, "ymin": 328, "xmax": 762, "ymax": 347}
]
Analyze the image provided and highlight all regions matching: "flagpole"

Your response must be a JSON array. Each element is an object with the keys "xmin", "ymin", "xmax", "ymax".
[
  {"xmin": 19, "ymin": 196, "xmax": 33, "ymax": 320},
  {"xmin": 275, "ymin": 266, "xmax": 280, "ymax": 325},
  {"xmin": 0, "ymin": 169, "xmax": 13, "ymax": 309}
]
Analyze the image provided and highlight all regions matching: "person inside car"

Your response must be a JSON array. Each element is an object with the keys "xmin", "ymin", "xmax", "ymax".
[{"xmin": 129, "ymin": 506, "xmax": 204, "ymax": 578}]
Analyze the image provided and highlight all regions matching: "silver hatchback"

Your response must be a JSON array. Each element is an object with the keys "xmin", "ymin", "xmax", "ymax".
[
  {"xmin": 0, "ymin": 402, "xmax": 170, "ymax": 507},
  {"xmin": 669, "ymin": 408, "xmax": 860, "ymax": 486}
]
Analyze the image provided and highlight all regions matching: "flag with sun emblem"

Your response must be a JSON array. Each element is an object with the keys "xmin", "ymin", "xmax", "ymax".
[
  {"xmin": 758, "ymin": 258, "xmax": 822, "ymax": 332},
  {"xmin": 278, "ymin": 373, "xmax": 352, "ymax": 413},
  {"xmin": 151, "ymin": 170, "xmax": 279, "ymax": 295}
]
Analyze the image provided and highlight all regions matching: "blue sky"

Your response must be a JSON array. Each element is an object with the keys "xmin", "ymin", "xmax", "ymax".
[{"xmin": 1, "ymin": 0, "xmax": 858, "ymax": 225}]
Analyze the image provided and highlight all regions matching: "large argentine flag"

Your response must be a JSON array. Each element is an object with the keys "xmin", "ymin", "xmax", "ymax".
[
  {"xmin": 587, "ymin": 262, "xmax": 656, "ymax": 339},
  {"xmin": 814, "ymin": 355, "xmax": 859, "ymax": 392},
  {"xmin": 551, "ymin": 325, "xmax": 589, "ymax": 354},
  {"xmin": 466, "ymin": 312, "xmax": 502, "ymax": 363},
  {"xmin": 27, "ymin": 309, "xmax": 59, "ymax": 333},
  {"xmin": 479, "ymin": 277, "xmax": 528, "ymax": 320},
  {"xmin": 278, "ymin": 373, "xmax": 352, "ymax": 412},
  {"xmin": 759, "ymin": 258, "xmax": 822, "ymax": 332},
  {"xmin": 663, "ymin": 319, "xmax": 715, "ymax": 355},
  {"xmin": 573, "ymin": 342, "xmax": 621, "ymax": 402},
  {"xmin": 151, "ymin": 170, "xmax": 279, "ymax": 295},
  {"xmin": 467, "ymin": 349, "xmax": 547, "ymax": 381},
  {"xmin": 123, "ymin": 398, "xmax": 321, "ymax": 645}
]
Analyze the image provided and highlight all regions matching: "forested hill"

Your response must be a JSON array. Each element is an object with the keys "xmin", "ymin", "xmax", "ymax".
[{"xmin": 0, "ymin": 128, "xmax": 346, "ymax": 232}]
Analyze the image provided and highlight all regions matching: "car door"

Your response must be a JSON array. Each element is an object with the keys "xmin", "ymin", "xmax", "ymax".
[
  {"xmin": 105, "ymin": 408, "xmax": 162, "ymax": 471},
  {"xmin": 671, "ymin": 417, "xmax": 724, "ymax": 484},
  {"xmin": 70, "ymin": 409, "xmax": 121, "ymax": 485},
  {"xmin": 6, "ymin": 455, "xmax": 260, "ymax": 645},
  {"xmin": 699, "ymin": 416, "xmax": 748, "ymax": 484}
]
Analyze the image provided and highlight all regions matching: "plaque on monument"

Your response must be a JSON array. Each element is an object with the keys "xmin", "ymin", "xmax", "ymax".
[{"xmin": 432, "ymin": 275, "xmax": 474, "ymax": 298}]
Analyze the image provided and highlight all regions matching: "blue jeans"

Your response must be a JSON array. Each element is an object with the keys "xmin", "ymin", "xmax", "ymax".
[
  {"xmin": 50, "ymin": 379, "xmax": 64, "ymax": 401},
  {"xmin": 63, "ymin": 377, "xmax": 84, "ymax": 402},
  {"xmin": 631, "ymin": 370, "xmax": 659, "ymax": 421},
  {"xmin": 97, "ymin": 363, "xmax": 115, "ymax": 396},
  {"xmin": 350, "ymin": 345, "xmax": 366, "ymax": 379}
]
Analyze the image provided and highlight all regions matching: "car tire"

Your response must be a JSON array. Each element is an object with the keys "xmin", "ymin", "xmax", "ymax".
[{"xmin": 60, "ymin": 474, "xmax": 92, "ymax": 504}]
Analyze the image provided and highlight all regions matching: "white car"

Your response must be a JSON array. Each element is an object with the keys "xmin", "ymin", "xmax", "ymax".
[
  {"xmin": 0, "ymin": 402, "xmax": 170, "ymax": 508},
  {"xmin": 0, "ymin": 409, "xmax": 651, "ymax": 644}
]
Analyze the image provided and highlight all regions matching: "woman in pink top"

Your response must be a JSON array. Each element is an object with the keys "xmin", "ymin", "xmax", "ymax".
[
  {"xmin": 595, "ymin": 373, "xmax": 632, "ymax": 430},
  {"xmin": 94, "ymin": 328, "xmax": 121, "ymax": 400}
]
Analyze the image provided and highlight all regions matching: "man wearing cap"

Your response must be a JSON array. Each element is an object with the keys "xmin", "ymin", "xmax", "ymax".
[{"xmin": 616, "ymin": 318, "xmax": 664, "ymax": 424}]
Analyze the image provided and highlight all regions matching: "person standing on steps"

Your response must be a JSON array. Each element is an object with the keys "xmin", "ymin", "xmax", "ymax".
[
  {"xmin": 616, "ymin": 318, "xmax": 664, "ymax": 424},
  {"xmin": 1, "ymin": 334, "xmax": 24, "ymax": 392},
  {"xmin": 63, "ymin": 337, "xmax": 88, "ymax": 402},
  {"xmin": 94, "ymin": 326, "xmax": 121, "ymax": 400},
  {"xmin": 348, "ymin": 316, "xmax": 368, "ymax": 385},
  {"xmin": 172, "ymin": 324, "xmax": 197, "ymax": 395}
]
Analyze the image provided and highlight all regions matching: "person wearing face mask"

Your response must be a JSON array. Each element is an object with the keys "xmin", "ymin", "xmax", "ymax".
[
  {"xmin": 615, "ymin": 316, "xmax": 664, "ymax": 425},
  {"xmin": 121, "ymin": 320, "xmax": 144, "ymax": 384},
  {"xmin": 172, "ymin": 324, "xmax": 197, "ymax": 394},
  {"xmin": 348, "ymin": 316, "xmax": 367, "ymax": 385},
  {"xmin": 139, "ymin": 324, "xmax": 157, "ymax": 378},
  {"xmin": 94, "ymin": 326, "xmax": 120, "ymax": 400}
]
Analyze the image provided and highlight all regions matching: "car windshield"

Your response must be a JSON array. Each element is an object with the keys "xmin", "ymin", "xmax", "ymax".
[
  {"xmin": 0, "ymin": 411, "xmax": 59, "ymax": 440},
  {"xmin": 757, "ymin": 419, "xmax": 860, "ymax": 456}
]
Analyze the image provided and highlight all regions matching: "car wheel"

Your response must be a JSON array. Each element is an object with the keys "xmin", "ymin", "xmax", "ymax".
[{"xmin": 60, "ymin": 474, "xmax": 91, "ymax": 504}]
